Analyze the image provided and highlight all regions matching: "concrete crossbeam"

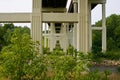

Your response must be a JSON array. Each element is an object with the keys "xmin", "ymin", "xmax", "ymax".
[
  {"xmin": 42, "ymin": 8, "xmax": 66, "ymax": 12},
  {"xmin": 0, "ymin": 13, "xmax": 78, "ymax": 23},
  {"xmin": 89, "ymin": 0, "xmax": 106, "ymax": 3},
  {"xmin": 42, "ymin": 13, "xmax": 78, "ymax": 23},
  {"xmin": 0, "ymin": 13, "xmax": 31, "ymax": 23},
  {"xmin": 91, "ymin": 27, "xmax": 103, "ymax": 30}
]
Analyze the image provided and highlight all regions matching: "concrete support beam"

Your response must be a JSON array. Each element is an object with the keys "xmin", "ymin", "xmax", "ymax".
[
  {"xmin": 89, "ymin": 0, "xmax": 106, "ymax": 3},
  {"xmin": 88, "ymin": 2, "xmax": 92, "ymax": 52},
  {"xmin": 31, "ymin": 0, "xmax": 42, "ymax": 53},
  {"xmin": 0, "ymin": 13, "xmax": 31, "ymax": 23},
  {"xmin": 42, "ymin": 13, "xmax": 78, "ymax": 23},
  {"xmin": 44, "ymin": 23, "xmax": 47, "ymax": 48},
  {"xmin": 66, "ymin": 23, "xmax": 70, "ymax": 46},
  {"xmin": 42, "ymin": 8, "xmax": 66, "ymax": 12},
  {"xmin": 0, "ymin": 13, "xmax": 78, "ymax": 23},
  {"xmin": 73, "ymin": 0, "xmax": 78, "ymax": 49},
  {"xmin": 102, "ymin": 3, "xmax": 106, "ymax": 52},
  {"xmin": 91, "ymin": 27, "xmax": 103, "ymax": 30},
  {"xmin": 77, "ymin": 0, "xmax": 89, "ymax": 53},
  {"xmin": 62, "ymin": 24, "xmax": 67, "ymax": 52},
  {"xmin": 50, "ymin": 23, "xmax": 55, "ymax": 51}
]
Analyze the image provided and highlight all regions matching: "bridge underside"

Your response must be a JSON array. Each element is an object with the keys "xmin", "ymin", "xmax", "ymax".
[
  {"xmin": 42, "ymin": 0, "xmax": 67, "ymax": 8},
  {"xmin": 0, "ymin": 0, "xmax": 106, "ymax": 53},
  {"xmin": 0, "ymin": 0, "xmax": 106, "ymax": 23}
]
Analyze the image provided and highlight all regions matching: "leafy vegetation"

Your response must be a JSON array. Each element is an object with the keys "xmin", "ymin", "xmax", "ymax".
[
  {"xmin": 92, "ymin": 14, "xmax": 120, "ymax": 60},
  {"xmin": 0, "ymin": 24, "xmax": 30, "ymax": 51},
  {"xmin": 0, "ymin": 28, "xmax": 38, "ymax": 80},
  {"xmin": 0, "ymin": 26, "xmax": 96, "ymax": 80},
  {"xmin": 93, "ymin": 14, "xmax": 120, "ymax": 52},
  {"xmin": 0, "ymin": 23, "xmax": 111, "ymax": 80},
  {"xmin": 117, "ymin": 66, "xmax": 120, "ymax": 73},
  {"xmin": 1, "ymin": 13, "xmax": 120, "ymax": 79}
]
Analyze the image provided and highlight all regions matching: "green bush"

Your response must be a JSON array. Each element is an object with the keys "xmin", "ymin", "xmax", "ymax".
[
  {"xmin": 0, "ymin": 28, "xmax": 110, "ymax": 80},
  {"xmin": 43, "ymin": 47, "xmax": 50, "ymax": 54},
  {"xmin": 117, "ymin": 66, "xmax": 120, "ymax": 73},
  {"xmin": 91, "ymin": 49, "xmax": 120, "ymax": 61},
  {"xmin": 104, "ymin": 51, "xmax": 120, "ymax": 60},
  {"xmin": 0, "ymin": 28, "xmax": 41, "ymax": 80}
]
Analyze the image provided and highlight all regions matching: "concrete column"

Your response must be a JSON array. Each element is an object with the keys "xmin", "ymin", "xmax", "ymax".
[
  {"xmin": 102, "ymin": 3, "xmax": 106, "ymax": 52},
  {"xmin": 62, "ymin": 24, "xmax": 67, "ymax": 52},
  {"xmin": 73, "ymin": 0, "xmax": 78, "ymax": 49},
  {"xmin": 66, "ymin": 23, "xmax": 70, "ymax": 46},
  {"xmin": 31, "ymin": 0, "xmax": 42, "ymax": 53},
  {"xmin": 44, "ymin": 23, "xmax": 47, "ymax": 48},
  {"xmin": 88, "ymin": 3, "xmax": 92, "ymax": 52},
  {"xmin": 77, "ymin": 0, "xmax": 89, "ymax": 53},
  {"xmin": 60, "ymin": 25, "xmax": 64, "ymax": 50},
  {"xmin": 47, "ymin": 26, "xmax": 50, "ymax": 48},
  {"xmin": 48, "ymin": 37, "xmax": 50, "ymax": 48},
  {"xmin": 70, "ymin": 25, "xmax": 73, "ymax": 46},
  {"xmin": 50, "ymin": 23, "xmax": 55, "ymax": 51}
]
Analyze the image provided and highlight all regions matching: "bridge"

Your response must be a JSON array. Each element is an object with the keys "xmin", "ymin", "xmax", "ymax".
[{"xmin": 0, "ymin": 0, "xmax": 107, "ymax": 53}]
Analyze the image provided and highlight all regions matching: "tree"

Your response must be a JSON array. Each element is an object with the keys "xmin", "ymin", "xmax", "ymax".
[
  {"xmin": 0, "ymin": 28, "xmax": 91, "ymax": 79},
  {"xmin": 114, "ymin": 25, "xmax": 120, "ymax": 48},
  {"xmin": 0, "ymin": 28, "xmax": 39, "ymax": 80},
  {"xmin": 0, "ymin": 23, "xmax": 30, "ymax": 51},
  {"xmin": 93, "ymin": 14, "xmax": 120, "ymax": 51}
]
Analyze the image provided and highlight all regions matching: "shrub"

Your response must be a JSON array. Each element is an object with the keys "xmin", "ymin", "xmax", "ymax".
[
  {"xmin": 0, "ymin": 28, "xmax": 41, "ymax": 80},
  {"xmin": 117, "ymin": 66, "xmax": 120, "ymax": 73},
  {"xmin": 104, "ymin": 51, "xmax": 120, "ymax": 60},
  {"xmin": 0, "ymin": 28, "xmax": 110, "ymax": 80}
]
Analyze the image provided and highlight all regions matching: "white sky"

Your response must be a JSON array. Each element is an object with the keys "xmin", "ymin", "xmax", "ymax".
[
  {"xmin": 92, "ymin": 0, "xmax": 120, "ymax": 24},
  {"xmin": 0, "ymin": 0, "xmax": 120, "ymax": 27}
]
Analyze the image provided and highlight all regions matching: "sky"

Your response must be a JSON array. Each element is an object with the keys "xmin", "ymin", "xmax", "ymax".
[
  {"xmin": 92, "ymin": 0, "xmax": 120, "ymax": 24},
  {"xmin": 0, "ymin": 0, "xmax": 120, "ymax": 27}
]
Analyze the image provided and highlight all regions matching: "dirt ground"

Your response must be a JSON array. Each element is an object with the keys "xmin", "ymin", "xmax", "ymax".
[{"xmin": 109, "ymin": 73, "xmax": 120, "ymax": 80}]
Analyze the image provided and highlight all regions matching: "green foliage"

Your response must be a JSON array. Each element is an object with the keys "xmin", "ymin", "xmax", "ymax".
[
  {"xmin": 107, "ymin": 38, "xmax": 116, "ymax": 50},
  {"xmin": 93, "ymin": 14, "xmax": 120, "ymax": 52},
  {"xmin": 85, "ymin": 70, "xmax": 101, "ymax": 80},
  {"xmin": 43, "ymin": 47, "xmax": 50, "ymax": 54},
  {"xmin": 92, "ymin": 31, "xmax": 102, "ymax": 53},
  {"xmin": 67, "ymin": 44, "xmax": 74, "ymax": 56},
  {"xmin": 117, "ymin": 66, "xmax": 120, "ymax": 73},
  {"xmin": 0, "ymin": 23, "xmax": 30, "ymax": 51},
  {"xmin": 104, "ymin": 50, "xmax": 120, "ymax": 60},
  {"xmin": 0, "ymin": 24, "xmax": 94, "ymax": 79},
  {"xmin": 91, "ymin": 14, "xmax": 120, "ymax": 60},
  {"xmin": 84, "ymin": 70, "xmax": 112, "ymax": 80},
  {"xmin": 0, "ymin": 28, "xmax": 94, "ymax": 80},
  {"xmin": 52, "ymin": 49, "xmax": 64, "ymax": 55},
  {"xmin": 90, "ymin": 52, "xmax": 104, "ymax": 63},
  {"xmin": 0, "ymin": 28, "xmax": 39, "ymax": 80},
  {"xmin": 104, "ymin": 70, "xmax": 112, "ymax": 80},
  {"xmin": 0, "ymin": 23, "xmax": 14, "ymax": 51},
  {"xmin": 91, "ymin": 50, "xmax": 120, "ymax": 61},
  {"xmin": 0, "ymin": 22, "xmax": 116, "ymax": 79},
  {"xmin": 52, "ymin": 41, "xmax": 64, "ymax": 55},
  {"xmin": 44, "ymin": 52, "xmax": 91, "ymax": 80}
]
